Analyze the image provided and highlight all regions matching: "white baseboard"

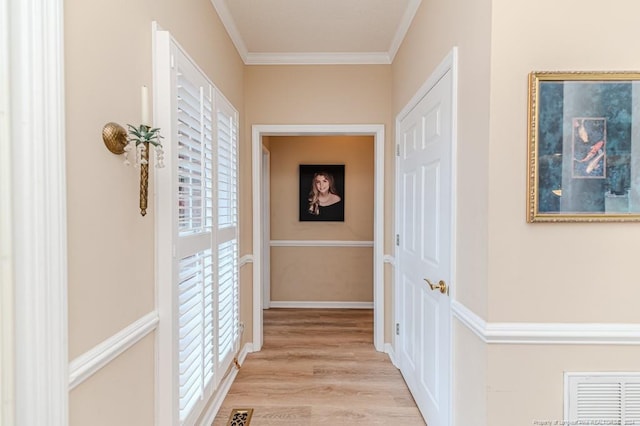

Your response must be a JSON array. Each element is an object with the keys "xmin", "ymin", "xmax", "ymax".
[
  {"xmin": 270, "ymin": 240, "xmax": 374, "ymax": 247},
  {"xmin": 384, "ymin": 343, "xmax": 398, "ymax": 368},
  {"xmin": 68, "ymin": 311, "xmax": 159, "ymax": 390},
  {"xmin": 269, "ymin": 301, "xmax": 374, "ymax": 309},
  {"xmin": 198, "ymin": 343, "xmax": 253, "ymax": 426},
  {"xmin": 452, "ymin": 300, "xmax": 640, "ymax": 345}
]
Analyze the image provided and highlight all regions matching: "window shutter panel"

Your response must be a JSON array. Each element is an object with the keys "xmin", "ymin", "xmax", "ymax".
[
  {"xmin": 175, "ymin": 55, "xmax": 216, "ymax": 424},
  {"xmin": 215, "ymin": 95, "xmax": 239, "ymax": 377},
  {"xmin": 158, "ymin": 36, "xmax": 241, "ymax": 425}
]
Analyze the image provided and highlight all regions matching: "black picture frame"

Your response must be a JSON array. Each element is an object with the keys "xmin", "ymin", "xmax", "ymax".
[{"xmin": 299, "ymin": 164, "xmax": 345, "ymax": 222}]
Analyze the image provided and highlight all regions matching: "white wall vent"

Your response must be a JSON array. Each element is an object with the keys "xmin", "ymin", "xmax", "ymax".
[{"xmin": 565, "ymin": 373, "xmax": 640, "ymax": 424}]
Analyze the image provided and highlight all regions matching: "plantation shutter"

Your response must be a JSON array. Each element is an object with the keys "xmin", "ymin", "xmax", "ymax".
[
  {"xmin": 215, "ymin": 94, "xmax": 239, "ymax": 379},
  {"xmin": 175, "ymin": 48, "xmax": 216, "ymax": 425},
  {"xmin": 155, "ymin": 30, "xmax": 241, "ymax": 426}
]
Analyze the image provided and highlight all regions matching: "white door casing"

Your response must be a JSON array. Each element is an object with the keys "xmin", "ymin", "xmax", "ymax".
[
  {"xmin": 251, "ymin": 124, "xmax": 385, "ymax": 352},
  {"xmin": 261, "ymin": 146, "xmax": 271, "ymax": 309},
  {"xmin": 395, "ymin": 50, "xmax": 457, "ymax": 426}
]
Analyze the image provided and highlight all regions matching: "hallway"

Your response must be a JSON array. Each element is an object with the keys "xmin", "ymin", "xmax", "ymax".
[{"xmin": 213, "ymin": 309, "xmax": 425, "ymax": 425}]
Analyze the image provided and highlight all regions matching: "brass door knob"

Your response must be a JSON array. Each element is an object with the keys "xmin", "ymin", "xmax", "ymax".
[{"xmin": 424, "ymin": 278, "xmax": 448, "ymax": 295}]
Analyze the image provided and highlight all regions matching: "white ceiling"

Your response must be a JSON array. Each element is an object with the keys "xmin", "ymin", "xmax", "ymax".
[{"xmin": 210, "ymin": 0, "xmax": 422, "ymax": 65}]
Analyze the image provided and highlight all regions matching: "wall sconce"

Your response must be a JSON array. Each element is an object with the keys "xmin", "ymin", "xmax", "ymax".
[{"xmin": 101, "ymin": 86, "xmax": 164, "ymax": 216}]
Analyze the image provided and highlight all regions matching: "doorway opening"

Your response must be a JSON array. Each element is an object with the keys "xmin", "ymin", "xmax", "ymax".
[{"xmin": 251, "ymin": 124, "xmax": 385, "ymax": 352}]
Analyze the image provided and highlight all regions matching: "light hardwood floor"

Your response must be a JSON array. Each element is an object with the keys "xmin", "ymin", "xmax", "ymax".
[{"xmin": 212, "ymin": 308, "xmax": 426, "ymax": 425}]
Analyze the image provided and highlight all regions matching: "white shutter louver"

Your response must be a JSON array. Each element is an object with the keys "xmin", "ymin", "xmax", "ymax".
[
  {"xmin": 215, "ymin": 94, "xmax": 239, "ymax": 377},
  {"xmin": 217, "ymin": 240, "xmax": 238, "ymax": 363},
  {"xmin": 177, "ymin": 65, "xmax": 213, "ymax": 236},
  {"xmin": 217, "ymin": 106, "xmax": 237, "ymax": 229},
  {"xmin": 178, "ymin": 250, "xmax": 213, "ymax": 421}
]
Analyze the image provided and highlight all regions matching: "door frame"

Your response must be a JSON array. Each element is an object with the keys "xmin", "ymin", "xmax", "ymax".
[
  {"xmin": 6, "ymin": 0, "xmax": 69, "ymax": 423},
  {"xmin": 394, "ymin": 47, "xmax": 458, "ymax": 425},
  {"xmin": 251, "ymin": 124, "xmax": 385, "ymax": 351},
  {"xmin": 261, "ymin": 145, "xmax": 271, "ymax": 309}
]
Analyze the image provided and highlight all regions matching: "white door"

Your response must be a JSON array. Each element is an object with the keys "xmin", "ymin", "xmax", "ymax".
[{"xmin": 397, "ymin": 69, "xmax": 453, "ymax": 426}]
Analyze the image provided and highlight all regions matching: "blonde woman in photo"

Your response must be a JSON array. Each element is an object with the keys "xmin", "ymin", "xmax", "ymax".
[{"xmin": 306, "ymin": 171, "xmax": 343, "ymax": 220}]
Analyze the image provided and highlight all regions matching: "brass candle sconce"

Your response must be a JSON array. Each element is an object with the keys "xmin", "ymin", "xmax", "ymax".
[{"xmin": 102, "ymin": 121, "xmax": 164, "ymax": 216}]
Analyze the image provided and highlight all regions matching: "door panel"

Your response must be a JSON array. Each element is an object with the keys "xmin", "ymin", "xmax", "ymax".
[{"xmin": 397, "ymin": 70, "xmax": 453, "ymax": 426}]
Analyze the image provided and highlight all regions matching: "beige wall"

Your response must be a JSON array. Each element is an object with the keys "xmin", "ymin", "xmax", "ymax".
[
  {"xmin": 244, "ymin": 65, "xmax": 393, "ymax": 335},
  {"xmin": 268, "ymin": 136, "xmax": 374, "ymax": 302},
  {"xmin": 64, "ymin": 0, "xmax": 244, "ymax": 423},
  {"xmin": 64, "ymin": 0, "xmax": 640, "ymax": 424},
  {"xmin": 484, "ymin": 1, "xmax": 640, "ymax": 425},
  {"xmin": 489, "ymin": 0, "xmax": 640, "ymax": 323},
  {"xmin": 395, "ymin": 0, "xmax": 640, "ymax": 425}
]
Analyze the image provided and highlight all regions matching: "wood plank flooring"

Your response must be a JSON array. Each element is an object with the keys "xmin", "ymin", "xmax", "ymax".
[{"xmin": 212, "ymin": 309, "xmax": 426, "ymax": 425}]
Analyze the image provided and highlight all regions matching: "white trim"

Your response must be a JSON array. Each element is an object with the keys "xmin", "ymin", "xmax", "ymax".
[
  {"xmin": 11, "ymin": 0, "xmax": 68, "ymax": 424},
  {"xmin": 153, "ymin": 24, "xmax": 179, "ymax": 426},
  {"xmin": 387, "ymin": 0, "xmax": 422, "ymax": 62},
  {"xmin": 383, "ymin": 255, "xmax": 396, "ymax": 266},
  {"xmin": 253, "ymin": 124, "xmax": 385, "ymax": 352},
  {"xmin": 0, "ymin": 0, "xmax": 13, "ymax": 422},
  {"xmin": 269, "ymin": 301, "xmax": 374, "ymax": 309},
  {"xmin": 384, "ymin": 343, "xmax": 399, "ymax": 368},
  {"xmin": 209, "ymin": 0, "xmax": 248, "ymax": 63},
  {"xmin": 0, "ymin": 0, "xmax": 12, "ymax": 423},
  {"xmin": 261, "ymin": 147, "xmax": 271, "ymax": 310},
  {"xmin": 69, "ymin": 312, "xmax": 159, "ymax": 390},
  {"xmin": 239, "ymin": 254, "xmax": 254, "ymax": 267},
  {"xmin": 197, "ymin": 343, "xmax": 254, "ymax": 426},
  {"xmin": 451, "ymin": 300, "xmax": 488, "ymax": 342},
  {"xmin": 452, "ymin": 300, "xmax": 640, "ymax": 345},
  {"xmin": 245, "ymin": 52, "xmax": 391, "ymax": 65},
  {"xmin": 211, "ymin": 0, "xmax": 421, "ymax": 65},
  {"xmin": 396, "ymin": 50, "xmax": 458, "ymax": 123},
  {"xmin": 270, "ymin": 240, "xmax": 374, "ymax": 248}
]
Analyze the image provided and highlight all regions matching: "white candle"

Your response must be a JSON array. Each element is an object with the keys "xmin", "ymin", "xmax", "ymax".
[{"xmin": 141, "ymin": 85, "xmax": 150, "ymax": 126}]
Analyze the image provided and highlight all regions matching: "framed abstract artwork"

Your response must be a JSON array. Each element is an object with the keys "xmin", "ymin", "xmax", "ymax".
[{"xmin": 527, "ymin": 71, "xmax": 640, "ymax": 222}]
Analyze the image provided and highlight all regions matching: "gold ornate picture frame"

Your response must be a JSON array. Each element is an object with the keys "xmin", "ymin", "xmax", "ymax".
[{"xmin": 527, "ymin": 71, "xmax": 640, "ymax": 222}]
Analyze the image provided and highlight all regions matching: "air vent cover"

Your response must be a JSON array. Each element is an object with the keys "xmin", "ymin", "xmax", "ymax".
[{"xmin": 565, "ymin": 373, "xmax": 640, "ymax": 424}]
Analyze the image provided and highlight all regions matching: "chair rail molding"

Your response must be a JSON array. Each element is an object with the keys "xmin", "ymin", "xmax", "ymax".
[
  {"xmin": 239, "ymin": 254, "xmax": 254, "ymax": 268},
  {"xmin": 452, "ymin": 300, "xmax": 640, "ymax": 345},
  {"xmin": 68, "ymin": 312, "xmax": 159, "ymax": 390}
]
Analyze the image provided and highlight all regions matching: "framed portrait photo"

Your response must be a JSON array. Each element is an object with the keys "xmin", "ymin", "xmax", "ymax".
[
  {"xmin": 527, "ymin": 71, "xmax": 640, "ymax": 222},
  {"xmin": 299, "ymin": 164, "xmax": 345, "ymax": 222}
]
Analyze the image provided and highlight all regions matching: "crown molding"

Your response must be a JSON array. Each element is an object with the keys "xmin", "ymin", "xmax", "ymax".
[
  {"xmin": 388, "ymin": 0, "xmax": 422, "ymax": 62},
  {"xmin": 245, "ymin": 52, "xmax": 392, "ymax": 65},
  {"xmin": 210, "ymin": 0, "xmax": 421, "ymax": 65},
  {"xmin": 210, "ymin": 0, "xmax": 248, "ymax": 63}
]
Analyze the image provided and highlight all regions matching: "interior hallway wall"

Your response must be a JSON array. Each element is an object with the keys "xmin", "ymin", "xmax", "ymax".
[
  {"xmin": 394, "ymin": 0, "xmax": 640, "ymax": 425},
  {"xmin": 64, "ymin": 0, "xmax": 244, "ymax": 423},
  {"xmin": 268, "ymin": 135, "xmax": 374, "ymax": 303},
  {"xmin": 244, "ymin": 65, "xmax": 393, "ymax": 337}
]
